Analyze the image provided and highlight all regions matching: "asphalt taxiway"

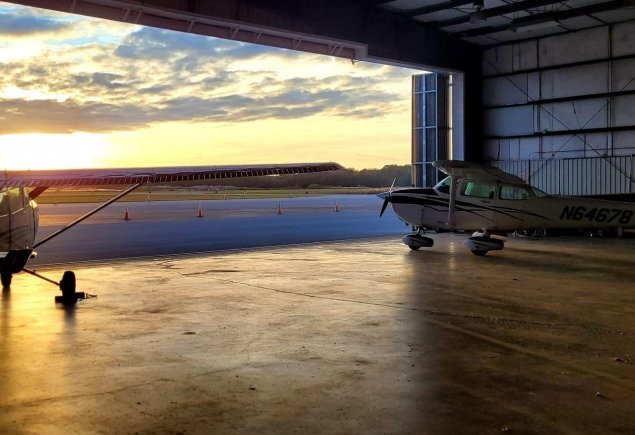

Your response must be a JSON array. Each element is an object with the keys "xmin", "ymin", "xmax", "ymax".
[
  {"xmin": 2, "ymin": 233, "xmax": 635, "ymax": 434},
  {"xmin": 33, "ymin": 195, "xmax": 404, "ymax": 264}
]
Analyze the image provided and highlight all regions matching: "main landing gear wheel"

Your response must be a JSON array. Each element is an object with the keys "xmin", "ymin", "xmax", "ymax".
[
  {"xmin": 464, "ymin": 236, "xmax": 505, "ymax": 256},
  {"xmin": 23, "ymin": 267, "xmax": 88, "ymax": 305},
  {"xmin": 56, "ymin": 271, "xmax": 81, "ymax": 305},
  {"xmin": 470, "ymin": 250, "xmax": 488, "ymax": 256},
  {"xmin": 1, "ymin": 272, "xmax": 11, "ymax": 287}
]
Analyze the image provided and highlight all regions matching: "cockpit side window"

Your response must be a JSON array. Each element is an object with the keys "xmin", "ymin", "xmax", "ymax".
[
  {"xmin": 433, "ymin": 176, "xmax": 452, "ymax": 194},
  {"xmin": 500, "ymin": 184, "xmax": 531, "ymax": 200},
  {"xmin": 0, "ymin": 189, "xmax": 8, "ymax": 216},
  {"xmin": 460, "ymin": 181, "xmax": 496, "ymax": 199},
  {"xmin": 9, "ymin": 187, "xmax": 24, "ymax": 214}
]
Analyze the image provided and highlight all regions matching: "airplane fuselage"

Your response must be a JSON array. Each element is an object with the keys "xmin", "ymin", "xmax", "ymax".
[
  {"xmin": 0, "ymin": 187, "xmax": 38, "ymax": 250},
  {"xmin": 0, "ymin": 187, "xmax": 38, "ymax": 284},
  {"xmin": 383, "ymin": 178, "xmax": 635, "ymax": 232}
]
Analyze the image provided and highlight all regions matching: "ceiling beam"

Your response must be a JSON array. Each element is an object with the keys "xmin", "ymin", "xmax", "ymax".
[
  {"xmin": 4, "ymin": 0, "xmax": 480, "ymax": 71},
  {"xmin": 458, "ymin": 0, "xmax": 635, "ymax": 38},
  {"xmin": 403, "ymin": 0, "xmax": 473, "ymax": 18},
  {"xmin": 365, "ymin": 0, "xmax": 395, "ymax": 6},
  {"xmin": 435, "ymin": 0, "xmax": 567, "ymax": 28}
]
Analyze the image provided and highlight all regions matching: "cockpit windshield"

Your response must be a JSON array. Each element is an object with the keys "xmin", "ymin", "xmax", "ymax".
[
  {"xmin": 0, "ymin": 187, "xmax": 27, "ymax": 215},
  {"xmin": 434, "ymin": 176, "xmax": 452, "ymax": 194},
  {"xmin": 531, "ymin": 187, "xmax": 549, "ymax": 197}
]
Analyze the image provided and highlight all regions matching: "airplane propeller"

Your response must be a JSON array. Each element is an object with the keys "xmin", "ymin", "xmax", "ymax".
[
  {"xmin": 380, "ymin": 178, "xmax": 396, "ymax": 217},
  {"xmin": 380, "ymin": 197, "xmax": 389, "ymax": 217}
]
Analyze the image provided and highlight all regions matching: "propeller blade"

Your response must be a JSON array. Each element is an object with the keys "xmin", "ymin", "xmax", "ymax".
[
  {"xmin": 380, "ymin": 180, "xmax": 396, "ymax": 217},
  {"xmin": 380, "ymin": 197, "xmax": 389, "ymax": 217}
]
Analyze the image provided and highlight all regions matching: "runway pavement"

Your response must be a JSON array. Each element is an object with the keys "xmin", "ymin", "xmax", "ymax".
[{"xmin": 33, "ymin": 195, "xmax": 406, "ymax": 265}]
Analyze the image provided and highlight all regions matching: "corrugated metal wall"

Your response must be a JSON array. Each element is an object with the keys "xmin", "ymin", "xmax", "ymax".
[
  {"xmin": 482, "ymin": 21, "xmax": 635, "ymax": 196},
  {"xmin": 494, "ymin": 156, "xmax": 635, "ymax": 196}
]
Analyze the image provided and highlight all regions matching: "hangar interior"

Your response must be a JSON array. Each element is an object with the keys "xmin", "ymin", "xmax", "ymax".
[
  {"xmin": 3, "ymin": 1, "xmax": 635, "ymax": 434},
  {"xmin": 480, "ymin": 20, "xmax": 635, "ymax": 196},
  {"xmin": 404, "ymin": 0, "xmax": 635, "ymax": 193}
]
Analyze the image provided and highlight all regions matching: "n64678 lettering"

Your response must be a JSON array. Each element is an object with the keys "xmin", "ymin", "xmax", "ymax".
[{"xmin": 560, "ymin": 206, "xmax": 633, "ymax": 224}]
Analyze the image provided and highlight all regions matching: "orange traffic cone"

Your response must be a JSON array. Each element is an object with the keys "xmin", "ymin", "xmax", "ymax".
[
  {"xmin": 197, "ymin": 204, "xmax": 204, "ymax": 218},
  {"xmin": 277, "ymin": 203, "xmax": 282, "ymax": 214},
  {"xmin": 123, "ymin": 206, "xmax": 130, "ymax": 221}
]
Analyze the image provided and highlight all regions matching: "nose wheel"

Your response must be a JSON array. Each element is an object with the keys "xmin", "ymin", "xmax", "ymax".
[{"xmin": 402, "ymin": 231, "xmax": 435, "ymax": 250}]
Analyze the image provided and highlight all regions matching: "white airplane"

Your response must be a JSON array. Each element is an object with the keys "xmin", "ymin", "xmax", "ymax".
[
  {"xmin": 0, "ymin": 162, "xmax": 342, "ymax": 303},
  {"xmin": 379, "ymin": 160, "xmax": 635, "ymax": 255}
]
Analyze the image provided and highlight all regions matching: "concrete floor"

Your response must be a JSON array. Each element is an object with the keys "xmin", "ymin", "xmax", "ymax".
[{"xmin": 1, "ymin": 234, "xmax": 634, "ymax": 434}]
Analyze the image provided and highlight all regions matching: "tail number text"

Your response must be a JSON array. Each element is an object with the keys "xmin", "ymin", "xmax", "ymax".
[{"xmin": 560, "ymin": 206, "xmax": 633, "ymax": 224}]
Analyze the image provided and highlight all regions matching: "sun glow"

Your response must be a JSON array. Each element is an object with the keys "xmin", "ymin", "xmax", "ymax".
[
  {"xmin": 0, "ymin": 133, "xmax": 108, "ymax": 170},
  {"xmin": 0, "ymin": 3, "xmax": 420, "ymax": 171}
]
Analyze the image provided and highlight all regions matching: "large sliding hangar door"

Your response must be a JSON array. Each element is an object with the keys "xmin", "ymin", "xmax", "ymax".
[{"xmin": 8, "ymin": 0, "xmax": 635, "ymax": 194}]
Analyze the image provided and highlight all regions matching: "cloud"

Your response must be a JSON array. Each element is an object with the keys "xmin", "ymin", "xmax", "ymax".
[
  {"xmin": 115, "ymin": 27, "xmax": 271, "ymax": 62},
  {"xmin": 91, "ymin": 72, "xmax": 126, "ymax": 89},
  {"xmin": 0, "ymin": 98, "xmax": 149, "ymax": 133},
  {"xmin": 0, "ymin": 5, "xmax": 415, "ymax": 135},
  {"xmin": 0, "ymin": 73, "xmax": 400, "ymax": 133},
  {"xmin": 0, "ymin": 70, "xmax": 405, "ymax": 133},
  {"xmin": 0, "ymin": 10, "xmax": 69, "ymax": 35}
]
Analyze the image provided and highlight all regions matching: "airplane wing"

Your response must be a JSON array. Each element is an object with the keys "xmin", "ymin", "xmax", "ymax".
[
  {"xmin": 433, "ymin": 160, "xmax": 525, "ymax": 184},
  {"xmin": 0, "ymin": 162, "xmax": 344, "ymax": 189}
]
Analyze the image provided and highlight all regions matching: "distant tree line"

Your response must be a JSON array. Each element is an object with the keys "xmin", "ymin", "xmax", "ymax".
[{"xmin": 206, "ymin": 165, "xmax": 412, "ymax": 189}]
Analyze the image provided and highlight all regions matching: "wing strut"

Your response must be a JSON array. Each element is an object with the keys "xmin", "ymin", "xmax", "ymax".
[
  {"xmin": 33, "ymin": 182, "xmax": 144, "ymax": 249},
  {"xmin": 447, "ymin": 176, "xmax": 458, "ymax": 227},
  {"xmin": 22, "ymin": 267, "xmax": 59, "ymax": 286}
]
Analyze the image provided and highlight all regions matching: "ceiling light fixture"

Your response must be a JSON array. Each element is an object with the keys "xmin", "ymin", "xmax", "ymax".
[
  {"xmin": 470, "ymin": 10, "xmax": 487, "ymax": 23},
  {"xmin": 470, "ymin": 0, "xmax": 486, "ymax": 23}
]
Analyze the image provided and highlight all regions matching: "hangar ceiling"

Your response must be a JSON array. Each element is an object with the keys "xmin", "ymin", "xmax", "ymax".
[
  {"xmin": 379, "ymin": 0, "xmax": 635, "ymax": 46},
  {"xmin": 9, "ymin": 0, "xmax": 481, "ymax": 72},
  {"xmin": 9, "ymin": 1, "xmax": 635, "ymax": 69}
]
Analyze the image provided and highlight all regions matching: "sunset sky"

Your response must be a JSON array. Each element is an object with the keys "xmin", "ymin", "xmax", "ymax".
[{"xmin": 0, "ymin": 2, "xmax": 422, "ymax": 170}]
